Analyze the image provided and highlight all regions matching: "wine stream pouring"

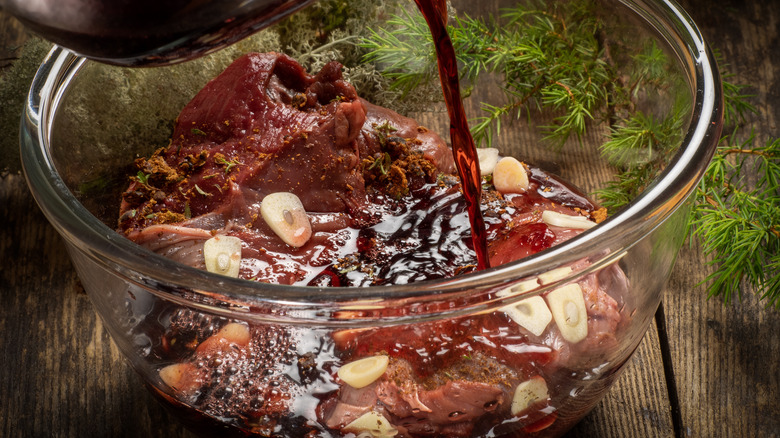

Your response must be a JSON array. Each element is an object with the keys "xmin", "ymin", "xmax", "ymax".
[
  {"xmin": 16, "ymin": 0, "xmax": 727, "ymax": 435},
  {"xmin": 4, "ymin": 0, "xmax": 492, "ymax": 271},
  {"xmin": 414, "ymin": 0, "xmax": 491, "ymax": 270}
]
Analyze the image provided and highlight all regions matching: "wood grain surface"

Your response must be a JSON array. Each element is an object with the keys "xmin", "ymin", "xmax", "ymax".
[{"xmin": 1, "ymin": 1, "xmax": 778, "ymax": 437}]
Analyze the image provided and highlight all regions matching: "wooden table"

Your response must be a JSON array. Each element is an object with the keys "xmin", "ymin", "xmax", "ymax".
[{"xmin": 1, "ymin": 1, "xmax": 778, "ymax": 437}]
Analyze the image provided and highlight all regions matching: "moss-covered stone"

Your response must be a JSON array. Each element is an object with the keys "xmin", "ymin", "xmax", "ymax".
[{"xmin": 0, "ymin": 37, "xmax": 52, "ymax": 173}]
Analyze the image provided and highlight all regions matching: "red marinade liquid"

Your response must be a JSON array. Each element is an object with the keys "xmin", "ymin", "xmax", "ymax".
[
  {"xmin": 414, "ymin": 0, "xmax": 491, "ymax": 271},
  {"xmin": 124, "ymin": 3, "xmax": 621, "ymax": 437}
]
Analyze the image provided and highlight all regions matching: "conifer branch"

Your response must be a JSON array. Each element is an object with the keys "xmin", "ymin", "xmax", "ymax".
[{"xmin": 356, "ymin": 0, "xmax": 780, "ymax": 307}]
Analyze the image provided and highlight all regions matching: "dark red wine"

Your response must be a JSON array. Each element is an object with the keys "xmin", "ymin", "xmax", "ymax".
[
  {"xmin": 106, "ymin": 2, "xmax": 627, "ymax": 437},
  {"xmin": 1, "ymin": 0, "xmax": 314, "ymax": 66},
  {"xmin": 414, "ymin": 0, "xmax": 491, "ymax": 270}
]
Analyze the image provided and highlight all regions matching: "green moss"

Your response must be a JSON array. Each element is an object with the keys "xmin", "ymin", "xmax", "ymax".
[
  {"xmin": 0, "ymin": 37, "xmax": 52, "ymax": 173},
  {"xmin": 273, "ymin": 0, "xmax": 438, "ymax": 114},
  {"xmin": 48, "ymin": 29, "xmax": 284, "ymax": 224},
  {"xmin": 56, "ymin": 28, "xmax": 284, "ymax": 164}
]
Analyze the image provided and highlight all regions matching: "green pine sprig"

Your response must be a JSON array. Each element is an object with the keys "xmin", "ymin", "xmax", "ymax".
[
  {"xmin": 357, "ymin": 1, "xmax": 780, "ymax": 307},
  {"xmin": 361, "ymin": 8, "xmax": 441, "ymax": 95},
  {"xmin": 360, "ymin": 0, "xmax": 611, "ymax": 147},
  {"xmin": 692, "ymin": 131, "xmax": 780, "ymax": 308}
]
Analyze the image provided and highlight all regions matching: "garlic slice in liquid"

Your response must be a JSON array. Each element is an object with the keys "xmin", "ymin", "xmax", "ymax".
[
  {"xmin": 260, "ymin": 192, "xmax": 312, "ymax": 247},
  {"xmin": 343, "ymin": 411, "xmax": 398, "ymax": 437},
  {"xmin": 203, "ymin": 235, "xmax": 242, "ymax": 277},
  {"xmin": 503, "ymin": 296, "xmax": 553, "ymax": 336},
  {"xmin": 542, "ymin": 210, "xmax": 597, "ymax": 229},
  {"xmin": 338, "ymin": 355, "xmax": 389, "ymax": 389},
  {"xmin": 477, "ymin": 147, "xmax": 500, "ymax": 176},
  {"xmin": 546, "ymin": 283, "xmax": 588, "ymax": 343},
  {"xmin": 492, "ymin": 156, "xmax": 529, "ymax": 193},
  {"xmin": 511, "ymin": 376, "xmax": 549, "ymax": 415},
  {"xmin": 159, "ymin": 363, "xmax": 191, "ymax": 390},
  {"xmin": 538, "ymin": 266, "xmax": 573, "ymax": 285}
]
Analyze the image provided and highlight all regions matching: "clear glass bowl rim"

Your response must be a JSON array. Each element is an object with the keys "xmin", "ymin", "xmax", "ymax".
[{"xmin": 20, "ymin": 0, "xmax": 723, "ymax": 313}]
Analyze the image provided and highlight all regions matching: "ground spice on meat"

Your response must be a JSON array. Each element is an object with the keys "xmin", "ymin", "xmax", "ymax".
[
  {"xmin": 136, "ymin": 151, "xmax": 182, "ymax": 186},
  {"xmin": 590, "ymin": 207, "xmax": 608, "ymax": 223},
  {"xmin": 361, "ymin": 133, "xmax": 439, "ymax": 199}
]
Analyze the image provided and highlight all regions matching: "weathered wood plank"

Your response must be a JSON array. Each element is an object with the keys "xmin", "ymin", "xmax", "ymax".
[
  {"xmin": 0, "ymin": 173, "xmax": 195, "ymax": 438},
  {"xmin": 0, "ymin": 2, "xmax": 669, "ymax": 437},
  {"xmin": 2, "ymin": 0, "xmax": 778, "ymax": 437},
  {"xmin": 566, "ymin": 324, "xmax": 674, "ymax": 437},
  {"xmin": 663, "ymin": 244, "xmax": 780, "ymax": 438},
  {"xmin": 664, "ymin": 1, "xmax": 780, "ymax": 437}
]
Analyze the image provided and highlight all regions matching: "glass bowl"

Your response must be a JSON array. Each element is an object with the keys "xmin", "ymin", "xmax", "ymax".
[{"xmin": 20, "ymin": 0, "xmax": 722, "ymax": 436}]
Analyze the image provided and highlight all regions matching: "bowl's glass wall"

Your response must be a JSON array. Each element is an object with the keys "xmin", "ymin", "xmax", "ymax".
[
  {"xmin": 21, "ymin": 0, "xmax": 722, "ymax": 436},
  {"xmin": 61, "ymin": 207, "xmax": 690, "ymax": 437}
]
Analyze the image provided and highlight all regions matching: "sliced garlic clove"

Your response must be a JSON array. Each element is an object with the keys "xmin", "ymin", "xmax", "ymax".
[
  {"xmin": 503, "ymin": 296, "xmax": 552, "ymax": 336},
  {"xmin": 511, "ymin": 376, "xmax": 549, "ymax": 415},
  {"xmin": 542, "ymin": 210, "xmax": 597, "ymax": 230},
  {"xmin": 215, "ymin": 322, "xmax": 251, "ymax": 346},
  {"xmin": 537, "ymin": 266, "xmax": 573, "ymax": 285},
  {"xmin": 159, "ymin": 363, "xmax": 192, "ymax": 390},
  {"xmin": 203, "ymin": 235, "xmax": 242, "ymax": 277},
  {"xmin": 545, "ymin": 283, "xmax": 588, "ymax": 343},
  {"xmin": 343, "ymin": 411, "xmax": 398, "ymax": 437},
  {"xmin": 514, "ymin": 278, "xmax": 541, "ymax": 293},
  {"xmin": 492, "ymin": 156, "xmax": 529, "ymax": 194},
  {"xmin": 196, "ymin": 322, "xmax": 252, "ymax": 354},
  {"xmin": 477, "ymin": 147, "xmax": 500, "ymax": 176},
  {"xmin": 337, "ymin": 355, "xmax": 389, "ymax": 389},
  {"xmin": 496, "ymin": 278, "xmax": 540, "ymax": 298},
  {"xmin": 260, "ymin": 192, "xmax": 312, "ymax": 247},
  {"xmin": 331, "ymin": 327, "xmax": 372, "ymax": 345}
]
